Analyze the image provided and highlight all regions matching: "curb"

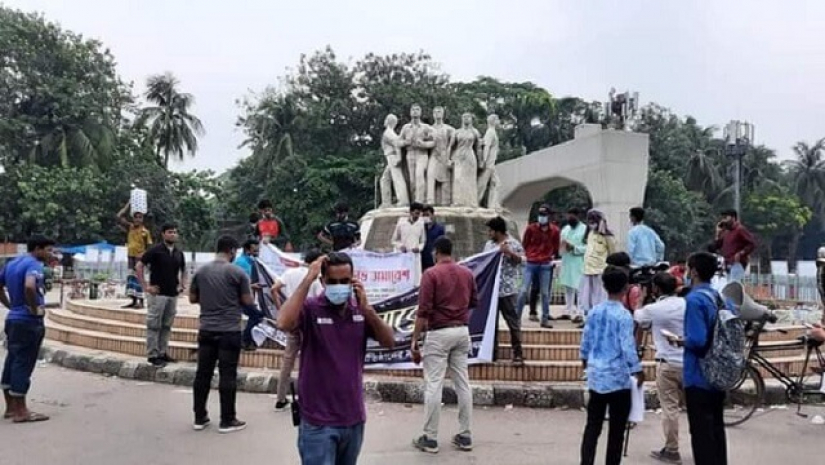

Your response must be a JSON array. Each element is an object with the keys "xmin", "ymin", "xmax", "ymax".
[{"xmin": 38, "ymin": 345, "xmax": 791, "ymax": 410}]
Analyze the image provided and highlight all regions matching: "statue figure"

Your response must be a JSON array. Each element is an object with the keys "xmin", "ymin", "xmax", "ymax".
[
  {"xmin": 450, "ymin": 113, "xmax": 481, "ymax": 207},
  {"xmin": 426, "ymin": 106, "xmax": 455, "ymax": 206},
  {"xmin": 379, "ymin": 114, "xmax": 409, "ymax": 207},
  {"xmin": 477, "ymin": 114, "xmax": 501, "ymax": 208},
  {"xmin": 398, "ymin": 104, "xmax": 434, "ymax": 203}
]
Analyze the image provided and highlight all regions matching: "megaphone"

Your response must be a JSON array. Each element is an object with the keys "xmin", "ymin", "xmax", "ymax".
[{"xmin": 721, "ymin": 281, "xmax": 772, "ymax": 322}]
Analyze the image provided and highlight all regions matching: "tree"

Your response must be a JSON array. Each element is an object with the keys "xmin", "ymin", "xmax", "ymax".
[
  {"xmin": 783, "ymin": 138, "xmax": 825, "ymax": 269},
  {"xmin": 742, "ymin": 185, "xmax": 812, "ymax": 273},
  {"xmin": 0, "ymin": 6, "xmax": 130, "ymax": 169},
  {"xmin": 136, "ymin": 73, "xmax": 204, "ymax": 167}
]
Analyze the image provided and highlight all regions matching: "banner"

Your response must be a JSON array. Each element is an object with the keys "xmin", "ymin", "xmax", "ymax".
[
  {"xmin": 258, "ymin": 244, "xmax": 302, "ymax": 277},
  {"xmin": 251, "ymin": 247, "xmax": 502, "ymax": 370},
  {"xmin": 364, "ymin": 249, "xmax": 501, "ymax": 369}
]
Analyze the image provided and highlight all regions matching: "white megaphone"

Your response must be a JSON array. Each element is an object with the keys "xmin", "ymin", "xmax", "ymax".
[{"xmin": 721, "ymin": 281, "xmax": 772, "ymax": 322}]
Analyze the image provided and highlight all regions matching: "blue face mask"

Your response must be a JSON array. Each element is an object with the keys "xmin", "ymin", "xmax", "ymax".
[
  {"xmin": 538, "ymin": 215, "xmax": 549, "ymax": 225},
  {"xmin": 325, "ymin": 284, "xmax": 352, "ymax": 305}
]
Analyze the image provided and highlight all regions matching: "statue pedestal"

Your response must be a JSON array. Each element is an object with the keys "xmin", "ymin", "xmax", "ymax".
[{"xmin": 360, "ymin": 206, "xmax": 517, "ymax": 260}]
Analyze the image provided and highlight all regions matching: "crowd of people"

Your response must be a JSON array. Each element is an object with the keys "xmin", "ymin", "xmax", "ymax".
[{"xmin": 0, "ymin": 194, "xmax": 763, "ymax": 465}]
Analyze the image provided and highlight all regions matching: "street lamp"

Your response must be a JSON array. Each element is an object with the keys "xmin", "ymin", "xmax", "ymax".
[{"xmin": 723, "ymin": 120, "xmax": 755, "ymax": 217}]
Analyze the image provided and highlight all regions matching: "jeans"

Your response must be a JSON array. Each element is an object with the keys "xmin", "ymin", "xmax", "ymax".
[
  {"xmin": 242, "ymin": 305, "xmax": 263, "ymax": 346},
  {"xmin": 728, "ymin": 263, "xmax": 746, "ymax": 282},
  {"xmin": 193, "ymin": 330, "xmax": 242, "ymax": 424},
  {"xmin": 1, "ymin": 320, "xmax": 45, "ymax": 396},
  {"xmin": 685, "ymin": 387, "xmax": 727, "ymax": 465},
  {"xmin": 580, "ymin": 389, "xmax": 631, "ymax": 465},
  {"xmin": 517, "ymin": 262, "xmax": 552, "ymax": 322},
  {"xmin": 529, "ymin": 264, "xmax": 556, "ymax": 316},
  {"xmin": 497, "ymin": 295, "xmax": 523, "ymax": 359},
  {"xmin": 298, "ymin": 421, "xmax": 364, "ymax": 465},
  {"xmin": 422, "ymin": 326, "xmax": 472, "ymax": 439},
  {"xmin": 146, "ymin": 295, "xmax": 177, "ymax": 358}
]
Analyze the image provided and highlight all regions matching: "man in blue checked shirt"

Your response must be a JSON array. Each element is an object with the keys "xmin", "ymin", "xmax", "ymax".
[
  {"xmin": 579, "ymin": 266, "xmax": 645, "ymax": 465},
  {"xmin": 627, "ymin": 207, "xmax": 665, "ymax": 267}
]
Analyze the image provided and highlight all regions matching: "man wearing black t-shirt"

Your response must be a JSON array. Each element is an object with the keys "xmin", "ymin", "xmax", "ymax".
[
  {"xmin": 317, "ymin": 202, "xmax": 361, "ymax": 251},
  {"xmin": 136, "ymin": 223, "xmax": 187, "ymax": 367}
]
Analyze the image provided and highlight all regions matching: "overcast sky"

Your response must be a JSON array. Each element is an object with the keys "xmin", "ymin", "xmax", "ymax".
[{"xmin": 7, "ymin": 0, "xmax": 825, "ymax": 174}]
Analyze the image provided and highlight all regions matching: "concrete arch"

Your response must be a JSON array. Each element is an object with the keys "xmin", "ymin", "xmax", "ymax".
[{"xmin": 496, "ymin": 124, "xmax": 650, "ymax": 248}]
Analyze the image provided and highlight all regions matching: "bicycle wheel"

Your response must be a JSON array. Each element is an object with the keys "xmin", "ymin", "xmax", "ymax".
[{"xmin": 724, "ymin": 365, "xmax": 764, "ymax": 427}]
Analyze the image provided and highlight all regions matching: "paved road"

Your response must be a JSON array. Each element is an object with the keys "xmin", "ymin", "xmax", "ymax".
[{"xmin": 1, "ymin": 359, "xmax": 825, "ymax": 465}]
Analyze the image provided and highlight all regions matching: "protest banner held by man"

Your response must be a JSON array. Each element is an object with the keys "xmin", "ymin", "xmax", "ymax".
[
  {"xmin": 412, "ymin": 237, "xmax": 477, "ymax": 454},
  {"xmin": 277, "ymin": 252, "xmax": 395, "ymax": 465},
  {"xmin": 317, "ymin": 202, "xmax": 361, "ymax": 251},
  {"xmin": 117, "ymin": 201, "xmax": 152, "ymax": 309},
  {"xmin": 190, "ymin": 236, "xmax": 252, "ymax": 434},
  {"xmin": 1, "ymin": 234, "xmax": 55, "ymax": 424},
  {"xmin": 136, "ymin": 224, "xmax": 186, "ymax": 368},
  {"xmin": 484, "ymin": 217, "xmax": 525, "ymax": 365},
  {"xmin": 579, "ymin": 266, "xmax": 644, "ymax": 465},
  {"xmin": 634, "ymin": 272, "xmax": 686, "ymax": 463},
  {"xmin": 233, "ymin": 238, "xmax": 265, "ymax": 351},
  {"xmin": 272, "ymin": 249, "xmax": 324, "ymax": 412}
]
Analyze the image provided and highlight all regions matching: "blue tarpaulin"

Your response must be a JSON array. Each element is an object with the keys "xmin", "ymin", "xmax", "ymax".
[{"xmin": 58, "ymin": 241, "xmax": 117, "ymax": 255}]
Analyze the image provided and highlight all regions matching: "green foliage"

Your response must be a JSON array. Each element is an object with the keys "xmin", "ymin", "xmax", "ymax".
[
  {"xmin": 643, "ymin": 169, "xmax": 715, "ymax": 261},
  {"xmin": 743, "ymin": 186, "xmax": 812, "ymax": 239}
]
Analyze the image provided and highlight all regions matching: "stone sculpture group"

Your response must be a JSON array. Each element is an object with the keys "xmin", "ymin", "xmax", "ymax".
[{"xmin": 380, "ymin": 104, "xmax": 500, "ymax": 209}]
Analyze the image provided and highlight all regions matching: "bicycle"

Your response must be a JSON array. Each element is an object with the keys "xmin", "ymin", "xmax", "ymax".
[{"xmin": 724, "ymin": 313, "xmax": 825, "ymax": 427}]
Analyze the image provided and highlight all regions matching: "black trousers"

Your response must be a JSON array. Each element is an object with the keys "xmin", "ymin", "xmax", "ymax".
[
  {"xmin": 193, "ymin": 330, "xmax": 242, "ymax": 424},
  {"xmin": 498, "ymin": 295, "xmax": 523, "ymax": 359},
  {"xmin": 685, "ymin": 387, "xmax": 728, "ymax": 465},
  {"xmin": 580, "ymin": 389, "xmax": 631, "ymax": 465}
]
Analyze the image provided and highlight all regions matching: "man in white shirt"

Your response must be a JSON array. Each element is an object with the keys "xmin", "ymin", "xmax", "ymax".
[
  {"xmin": 392, "ymin": 202, "xmax": 426, "ymax": 284},
  {"xmin": 634, "ymin": 272, "xmax": 686, "ymax": 464},
  {"xmin": 272, "ymin": 249, "xmax": 324, "ymax": 411}
]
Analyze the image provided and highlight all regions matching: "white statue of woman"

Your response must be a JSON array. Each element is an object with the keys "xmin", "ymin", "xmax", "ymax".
[
  {"xmin": 450, "ymin": 113, "xmax": 481, "ymax": 207},
  {"xmin": 379, "ymin": 114, "xmax": 409, "ymax": 207}
]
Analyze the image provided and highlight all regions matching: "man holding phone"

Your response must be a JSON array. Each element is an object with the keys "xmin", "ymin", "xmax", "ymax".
[
  {"xmin": 277, "ymin": 252, "xmax": 395, "ymax": 465},
  {"xmin": 0, "ymin": 234, "xmax": 55, "ymax": 423},
  {"xmin": 634, "ymin": 273, "xmax": 686, "ymax": 463}
]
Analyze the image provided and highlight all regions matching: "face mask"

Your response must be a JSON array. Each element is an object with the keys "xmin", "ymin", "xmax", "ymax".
[
  {"xmin": 325, "ymin": 284, "xmax": 352, "ymax": 305},
  {"xmin": 538, "ymin": 215, "xmax": 549, "ymax": 225},
  {"xmin": 588, "ymin": 222, "xmax": 598, "ymax": 230},
  {"xmin": 422, "ymin": 217, "xmax": 431, "ymax": 225}
]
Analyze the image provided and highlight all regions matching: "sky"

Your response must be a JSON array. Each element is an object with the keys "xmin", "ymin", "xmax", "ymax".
[{"xmin": 6, "ymin": 0, "xmax": 825, "ymax": 174}]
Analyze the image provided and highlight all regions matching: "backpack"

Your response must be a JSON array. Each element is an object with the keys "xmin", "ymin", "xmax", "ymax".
[{"xmin": 697, "ymin": 289, "xmax": 746, "ymax": 391}]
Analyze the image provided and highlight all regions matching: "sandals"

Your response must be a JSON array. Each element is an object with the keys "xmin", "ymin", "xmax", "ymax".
[{"xmin": 12, "ymin": 412, "xmax": 49, "ymax": 423}]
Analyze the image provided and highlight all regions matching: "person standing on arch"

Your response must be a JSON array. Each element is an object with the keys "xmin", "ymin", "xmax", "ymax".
[{"xmin": 578, "ymin": 209, "xmax": 616, "ymax": 326}]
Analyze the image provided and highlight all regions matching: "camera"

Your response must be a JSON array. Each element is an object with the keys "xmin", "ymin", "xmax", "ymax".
[{"xmin": 629, "ymin": 262, "xmax": 670, "ymax": 306}]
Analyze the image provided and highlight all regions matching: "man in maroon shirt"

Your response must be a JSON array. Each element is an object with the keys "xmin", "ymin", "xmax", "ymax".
[
  {"xmin": 411, "ymin": 237, "xmax": 478, "ymax": 454},
  {"xmin": 710, "ymin": 209, "xmax": 756, "ymax": 282},
  {"xmin": 277, "ymin": 252, "xmax": 395, "ymax": 465},
  {"xmin": 517, "ymin": 204, "xmax": 560, "ymax": 328}
]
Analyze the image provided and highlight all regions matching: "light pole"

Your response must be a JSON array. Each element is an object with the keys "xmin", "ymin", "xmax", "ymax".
[{"xmin": 723, "ymin": 120, "xmax": 755, "ymax": 217}]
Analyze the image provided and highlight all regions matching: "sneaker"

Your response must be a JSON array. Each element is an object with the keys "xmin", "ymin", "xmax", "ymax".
[
  {"xmin": 148, "ymin": 357, "xmax": 166, "ymax": 368},
  {"xmin": 412, "ymin": 435, "xmax": 439, "ymax": 453},
  {"xmin": 159, "ymin": 354, "xmax": 177, "ymax": 363},
  {"xmin": 452, "ymin": 434, "xmax": 473, "ymax": 451},
  {"xmin": 650, "ymin": 448, "xmax": 682, "ymax": 464},
  {"xmin": 540, "ymin": 321, "xmax": 553, "ymax": 329},
  {"xmin": 274, "ymin": 400, "xmax": 290, "ymax": 412},
  {"xmin": 528, "ymin": 314, "xmax": 539, "ymax": 322},
  {"xmin": 218, "ymin": 419, "xmax": 247, "ymax": 434},
  {"xmin": 193, "ymin": 417, "xmax": 210, "ymax": 431}
]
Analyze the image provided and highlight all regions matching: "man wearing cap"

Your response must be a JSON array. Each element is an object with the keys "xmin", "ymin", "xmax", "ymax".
[{"xmin": 516, "ymin": 204, "xmax": 560, "ymax": 328}]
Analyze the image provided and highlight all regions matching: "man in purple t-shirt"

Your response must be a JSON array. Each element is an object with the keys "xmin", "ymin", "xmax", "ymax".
[{"xmin": 278, "ymin": 252, "xmax": 395, "ymax": 465}]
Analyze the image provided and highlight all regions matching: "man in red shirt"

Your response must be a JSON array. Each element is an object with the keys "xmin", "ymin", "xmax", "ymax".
[
  {"xmin": 710, "ymin": 209, "xmax": 755, "ymax": 282},
  {"xmin": 517, "ymin": 204, "xmax": 560, "ymax": 328},
  {"xmin": 411, "ymin": 237, "xmax": 477, "ymax": 454}
]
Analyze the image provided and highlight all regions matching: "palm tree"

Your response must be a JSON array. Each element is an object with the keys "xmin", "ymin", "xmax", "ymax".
[
  {"xmin": 28, "ymin": 121, "xmax": 115, "ymax": 169},
  {"xmin": 785, "ymin": 138, "xmax": 825, "ymax": 271},
  {"xmin": 136, "ymin": 73, "xmax": 204, "ymax": 168}
]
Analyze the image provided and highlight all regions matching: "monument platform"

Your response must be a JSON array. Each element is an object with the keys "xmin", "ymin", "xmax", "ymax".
[{"xmin": 44, "ymin": 298, "xmax": 811, "ymax": 385}]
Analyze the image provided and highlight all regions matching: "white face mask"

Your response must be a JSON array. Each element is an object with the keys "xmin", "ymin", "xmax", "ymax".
[
  {"xmin": 422, "ymin": 217, "xmax": 432, "ymax": 225},
  {"xmin": 538, "ymin": 215, "xmax": 549, "ymax": 225}
]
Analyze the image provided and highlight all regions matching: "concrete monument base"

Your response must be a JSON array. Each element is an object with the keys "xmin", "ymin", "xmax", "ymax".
[{"xmin": 359, "ymin": 206, "xmax": 518, "ymax": 259}]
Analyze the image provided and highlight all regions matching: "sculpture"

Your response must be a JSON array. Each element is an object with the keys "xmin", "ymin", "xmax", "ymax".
[
  {"xmin": 450, "ymin": 113, "xmax": 481, "ymax": 207},
  {"xmin": 427, "ymin": 106, "xmax": 455, "ymax": 206},
  {"xmin": 477, "ymin": 114, "xmax": 501, "ymax": 209},
  {"xmin": 398, "ymin": 104, "xmax": 434, "ymax": 203},
  {"xmin": 379, "ymin": 114, "xmax": 409, "ymax": 207},
  {"xmin": 606, "ymin": 88, "xmax": 640, "ymax": 130}
]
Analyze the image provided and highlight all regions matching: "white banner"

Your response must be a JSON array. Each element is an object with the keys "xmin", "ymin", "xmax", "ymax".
[{"xmin": 258, "ymin": 244, "xmax": 303, "ymax": 277}]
